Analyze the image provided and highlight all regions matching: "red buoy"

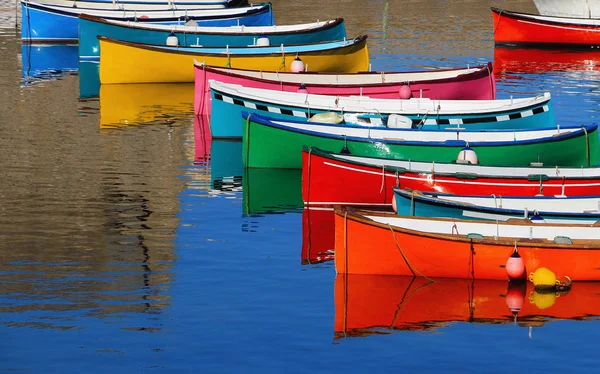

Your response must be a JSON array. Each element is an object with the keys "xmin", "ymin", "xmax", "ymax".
[{"xmin": 506, "ymin": 246, "xmax": 526, "ymax": 280}]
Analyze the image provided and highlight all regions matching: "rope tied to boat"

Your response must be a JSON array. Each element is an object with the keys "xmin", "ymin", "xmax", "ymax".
[
  {"xmin": 306, "ymin": 148, "xmax": 313, "ymax": 206},
  {"xmin": 379, "ymin": 165, "xmax": 385, "ymax": 194},
  {"xmin": 388, "ymin": 224, "xmax": 434, "ymax": 282},
  {"xmin": 493, "ymin": 9, "xmax": 503, "ymax": 35},
  {"xmin": 582, "ymin": 125, "xmax": 590, "ymax": 166},
  {"xmin": 279, "ymin": 44, "xmax": 286, "ymax": 71},
  {"xmin": 244, "ymin": 113, "xmax": 252, "ymax": 166},
  {"xmin": 410, "ymin": 190, "xmax": 415, "ymax": 216}
]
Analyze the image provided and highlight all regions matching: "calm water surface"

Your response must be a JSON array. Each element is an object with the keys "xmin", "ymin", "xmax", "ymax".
[{"xmin": 2, "ymin": 0, "xmax": 600, "ymax": 372}]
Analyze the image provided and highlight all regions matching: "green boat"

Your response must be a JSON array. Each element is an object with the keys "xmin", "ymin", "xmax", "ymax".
[{"xmin": 241, "ymin": 112, "xmax": 600, "ymax": 169}]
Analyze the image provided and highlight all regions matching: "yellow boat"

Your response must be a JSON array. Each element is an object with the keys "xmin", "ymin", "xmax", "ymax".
[
  {"xmin": 98, "ymin": 35, "xmax": 370, "ymax": 84},
  {"xmin": 100, "ymin": 83, "xmax": 194, "ymax": 127}
]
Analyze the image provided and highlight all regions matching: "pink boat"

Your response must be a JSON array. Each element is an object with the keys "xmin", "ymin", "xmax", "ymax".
[{"xmin": 194, "ymin": 62, "xmax": 497, "ymax": 116}]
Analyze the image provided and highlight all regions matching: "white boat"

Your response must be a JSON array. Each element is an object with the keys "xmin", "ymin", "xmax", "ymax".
[{"xmin": 533, "ymin": 0, "xmax": 600, "ymax": 18}]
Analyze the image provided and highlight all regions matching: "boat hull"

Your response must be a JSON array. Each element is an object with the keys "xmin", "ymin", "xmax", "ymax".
[
  {"xmin": 210, "ymin": 83, "xmax": 551, "ymax": 139},
  {"xmin": 334, "ymin": 210, "xmax": 600, "ymax": 280},
  {"xmin": 194, "ymin": 63, "xmax": 496, "ymax": 116},
  {"xmin": 21, "ymin": 2, "xmax": 273, "ymax": 43},
  {"xmin": 79, "ymin": 15, "xmax": 346, "ymax": 60},
  {"xmin": 242, "ymin": 114, "xmax": 598, "ymax": 169},
  {"xmin": 492, "ymin": 7, "xmax": 600, "ymax": 48},
  {"xmin": 99, "ymin": 36, "xmax": 369, "ymax": 84},
  {"xmin": 393, "ymin": 188, "xmax": 600, "ymax": 223},
  {"xmin": 301, "ymin": 149, "xmax": 600, "ymax": 207}
]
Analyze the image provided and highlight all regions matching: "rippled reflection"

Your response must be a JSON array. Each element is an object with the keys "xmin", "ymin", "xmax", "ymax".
[{"xmin": 334, "ymin": 275, "xmax": 600, "ymax": 339}]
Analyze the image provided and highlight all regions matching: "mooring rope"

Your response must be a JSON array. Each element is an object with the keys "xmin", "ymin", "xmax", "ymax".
[{"xmin": 388, "ymin": 224, "xmax": 434, "ymax": 282}]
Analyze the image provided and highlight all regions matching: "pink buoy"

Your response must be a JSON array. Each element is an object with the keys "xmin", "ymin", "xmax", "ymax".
[
  {"xmin": 505, "ymin": 281, "xmax": 526, "ymax": 319},
  {"xmin": 506, "ymin": 246, "xmax": 526, "ymax": 280},
  {"xmin": 290, "ymin": 55, "xmax": 305, "ymax": 73},
  {"xmin": 392, "ymin": 194, "xmax": 397, "ymax": 213},
  {"xmin": 399, "ymin": 85, "xmax": 412, "ymax": 99}
]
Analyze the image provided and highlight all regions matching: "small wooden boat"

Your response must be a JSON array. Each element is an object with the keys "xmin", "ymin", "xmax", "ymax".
[
  {"xmin": 22, "ymin": 1, "xmax": 273, "ymax": 43},
  {"xmin": 533, "ymin": 0, "xmax": 600, "ymax": 18},
  {"xmin": 334, "ymin": 207, "xmax": 600, "ymax": 280},
  {"xmin": 335, "ymin": 274, "xmax": 600, "ymax": 337},
  {"xmin": 301, "ymin": 147, "xmax": 600, "ymax": 208},
  {"xmin": 31, "ymin": 0, "xmax": 243, "ymax": 10},
  {"xmin": 393, "ymin": 187, "xmax": 600, "ymax": 223},
  {"xmin": 79, "ymin": 13, "xmax": 346, "ymax": 60},
  {"xmin": 242, "ymin": 112, "xmax": 597, "ymax": 169},
  {"xmin": 492, "ymin": 7, "xmax": 600, "ymax": 48},
  {"xmin": 98, "ymin": 35, "xmax": 369, "ymax": 84},
  {"xmin": 210, "ymin": 81, "xmax": 550, "ymax": 139},
  {"xmin": 194, "ymin": 63, "xmax": 496, "ymax": 116}
]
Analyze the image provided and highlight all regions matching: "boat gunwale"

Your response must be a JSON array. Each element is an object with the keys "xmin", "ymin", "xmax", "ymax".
[
  {"xmin": 303, "ymin": 147, "xmax": 600, "ymax": 181},
  {"xmin": 334, "ymin": 206, "xmax": 600, "ymax": 249},
  {"xmin": 195, "ymin": 62, "xmax": 493, "ymax": 89},
  {"xmin": 244, "ymin": 112, "xmax": 594, "ymax": 148},
  {"xmin": 80, "ymin": 13, "xmax": 344, "ymax": 36},
  {"xmin": 97, "ymin": 34, "xmax": 368, "ymax": 56}
]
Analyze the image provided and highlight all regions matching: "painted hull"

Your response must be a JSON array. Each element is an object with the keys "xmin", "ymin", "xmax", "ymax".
[
  {"xmin": 492, "ymin": 7, "xmax": 600, "ymax": 48},
  {"xmin": 194, "ymin": 63, "xmax": 496, "ymax": 116},
  {"xmin": 210, "ymin": 82, "xmax": 551, "ymax": 139},
  {"xmin": 334, "ymin": 209, "xmax": 600, "ymax": 280},
  {"xmin": 393, "ymin": 188, "xmax": 600, "ymax": 223},
  {"xmin": 242, "ymin": 114, "xmax": 598, "ymax": 169},
  {"xmin": 21, "ymin": 2, "xmax": 273, "ymax": 43},
  {"xmin": 301, "ymin": 148, "xmax": 600, "ymax": 208},
  {"xmin": 79, "ymin": 14, "xmax": 346, "ymax": 60},
  {"xmin": 334, "ymin": 274, "xmax": 600, "ymax": 337},
  {"xmin": 98, "ymin": 35, "xmax": 369, "ymax": 84}
]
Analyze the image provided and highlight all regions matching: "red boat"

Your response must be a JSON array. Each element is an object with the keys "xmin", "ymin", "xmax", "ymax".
[
  {"xmin": 492, "ymin": 7, "xmax": 600, "ymax": 48},
  {"xmin": 301, "ymin": 147, "xmax": 600, "ymax": 207}
]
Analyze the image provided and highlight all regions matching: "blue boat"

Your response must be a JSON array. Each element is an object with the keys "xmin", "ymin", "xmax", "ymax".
[
  {"xmin": 21, "ymin": 43, "xmax": 78, "ymax": 81},
  {"xmin": 78, "ymin": 13, "xmax": 346, "ymax": 60},
  {"xmin": 21, "ymin": 1, "xmax": 274, "ymax": 43},
  {"xmin": 208, "ymin": 81, "xmax": 554, "ymax": 139},
  {"xmin": 393, "ymin": 187, "xmax": 600, "ymax": 223}
]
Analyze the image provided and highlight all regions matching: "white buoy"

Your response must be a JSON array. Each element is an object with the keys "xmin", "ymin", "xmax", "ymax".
[
  {"xmin": 166, "ymin": 32, "xmax": 178, "ymax": 46},
  {"xmin": 290, "ymin": 55, "xmax": 305, "ymax": 73},
  {"xmin": 256, "ymin": 35, "xmax": 270, "ymax": 46},
  {"xmin": 457, "ymin": 146, "xmax": 478, "ymax": 164}
]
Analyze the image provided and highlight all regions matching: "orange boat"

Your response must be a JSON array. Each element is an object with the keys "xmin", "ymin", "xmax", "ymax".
[
  {"xmin": 492, "ymin": 7, "xmax": 600, "ymax": 48},
  {"xmin": 334, "ymin": 274, "xmax": 600, "ymax": 338},
  {"xmin": 334, "ymin": 207, "xmax": 600, "ymax": 280}
]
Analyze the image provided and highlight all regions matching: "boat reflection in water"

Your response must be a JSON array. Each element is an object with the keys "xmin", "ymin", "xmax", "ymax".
[
  {"xmin": 210, "ymin": 139, "xmax": 243, "ymax": 193},
  {"xmin": 21, "ymin": 43, "xmax": 78, "ymax": 83},
  {"xmin": 335, "ymin": 275, "xmax": 600, "ymax": 339},
  {"xmin": 99, "ymin": 82, "xmax": 194, "ymax": 128},
  {"xmin": 194, "ymin": 115, "xmax": 212, "ymax": 165},
  {"xmin": 302, "ymin": 207, "xmax": 335, "ymax": 264},
  {"xmin": 242, "ymin": 168, "xmax": 303, "ymax": 215},
  {"xmin": 79, "ymin": 61, "xmax": 101, "ymax": 98},
  {"xmin": 494, "ymin": 47, "xmax": 600, "ymax": 75}
]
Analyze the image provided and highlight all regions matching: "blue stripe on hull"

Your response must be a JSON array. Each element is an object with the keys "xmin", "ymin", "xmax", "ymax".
[
  {"xmin": 209, "ymin": 88, "xmax": 556, "ymax": 138},
  {"xmin": 22, "ymin": 3, "xmax": 273, "ymax": 42},
  {"xmin": 78, "ymin": 17, "xmax": 345, "ymax": 59}
]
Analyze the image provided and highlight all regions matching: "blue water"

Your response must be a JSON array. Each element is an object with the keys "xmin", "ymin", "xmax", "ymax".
[{"xmin": 3, "ymin": 0, "xmax": 600, "ymax": 372}]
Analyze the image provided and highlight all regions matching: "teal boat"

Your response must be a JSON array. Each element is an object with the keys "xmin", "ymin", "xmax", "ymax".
[
  {"xmin": 241, "ymin": 112, "xmax": 599, "ymax": 169},
  {"xmin": 78, "ymin": 13, "xmax": 346, "ymax": 60},
  {"xmin": 393, "ymin": 187, "xmax": 600, "ymax": 223}
]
